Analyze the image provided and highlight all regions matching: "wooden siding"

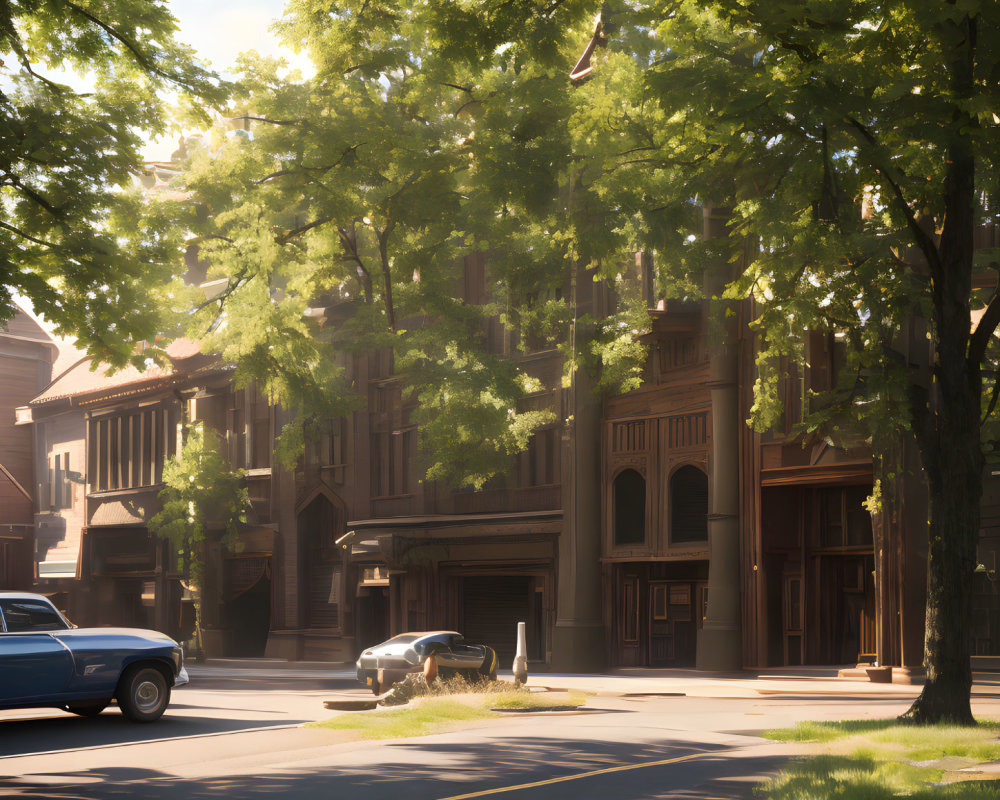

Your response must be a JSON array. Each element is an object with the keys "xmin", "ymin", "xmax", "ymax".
[{"xmin": 0, "ymin": 330, "xmax": 53, "ymax": 526}]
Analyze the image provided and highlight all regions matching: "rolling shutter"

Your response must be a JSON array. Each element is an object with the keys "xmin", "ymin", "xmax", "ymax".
[{"xmin": 461, "ymin": 576, "xmax": 531, "ymax": 667}]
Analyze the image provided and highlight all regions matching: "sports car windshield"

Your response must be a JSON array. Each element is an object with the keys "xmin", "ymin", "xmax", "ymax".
[
  {"xmin": 0, "ymin": 599, "xmax": 69, "ymax": 632},
  {"xmin": 378, "ymin": 633, "xmax": 422, "ymax": 647}
]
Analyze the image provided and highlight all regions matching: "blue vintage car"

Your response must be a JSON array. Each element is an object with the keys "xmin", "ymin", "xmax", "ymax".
[{"xmin": 0, "ymin": 591, "xmax": 188, "ymax": 722}]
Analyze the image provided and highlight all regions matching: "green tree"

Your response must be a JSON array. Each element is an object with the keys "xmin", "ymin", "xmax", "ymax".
[
  {"xmin": 548, "ymin": 1, "xmax": 998, "ymax": 723},
  {"xmin": 0, "ymin": 0, "xmax": 224, "ymax": 367},
  {"xmin": 148, "ymin": 423, "xmax": 249, "ymax": 652},
  {"xmin": 149, "ymin": 1, "xmax": 647, "ymax": 488}
]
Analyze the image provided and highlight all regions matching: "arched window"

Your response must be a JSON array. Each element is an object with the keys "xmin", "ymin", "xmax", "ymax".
[
  {"xmin": 614, "ymin": 469, "xmax": 646, "ymax": 546},
  {"xmin": 671, "ymin": 465, "xmax": 708, "ymax": 543}
]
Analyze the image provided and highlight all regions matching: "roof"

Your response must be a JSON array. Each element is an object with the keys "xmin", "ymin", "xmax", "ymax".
[
  {"xmin": 30, "ymin": 339, "xmax": 212, "ymax": 406},
  {"xmin": 1, "ymin": 307, "xmax": 54, "ymax": 344},
  {"xmin": 0, "ymin": 591, "xmax": 50, "ymax": 602}
]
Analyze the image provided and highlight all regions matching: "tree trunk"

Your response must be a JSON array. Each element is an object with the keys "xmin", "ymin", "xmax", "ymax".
[
  {"xmin": 901, "ymin": 12, "xmax": 980, "ymax": 722},
  {"xmin": 900, "ymin": 226, "xmax": 981, "ymax": 725},
  {"xmin": 901, "ymin": 402, "xmax": 980, "ymax": 725}
]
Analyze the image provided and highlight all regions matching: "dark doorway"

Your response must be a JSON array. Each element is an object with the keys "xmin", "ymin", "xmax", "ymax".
[
  {"xmin": 462, "ymin": 576, "xmax": 532, "ymax": 666},
  {"xmin": 814, "ymin": 553, "xmax": 876, "ymax": 664},
  {"xmin": 225, "ymin": 558, "xmax": 271, "ymax": 657},
  {"xmin": 355, "ymin": 587, "xmax": 389, "ymax": 651},
  {"xmin": 297, "ymin": 495, "xmax": 342, "ymax": 630},
  {"xmin": 761, "ymin": 484, "xmax": 876, "ymax": 666}
]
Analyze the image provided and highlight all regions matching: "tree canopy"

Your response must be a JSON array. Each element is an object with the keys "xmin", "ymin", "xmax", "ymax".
[
  {"xmin": 149, "ymin": 0, "xmax": 652, "ymax": 488},
  {"xmin": 0, "ymin": 0, "xmax": 224, "ymax": 366}
]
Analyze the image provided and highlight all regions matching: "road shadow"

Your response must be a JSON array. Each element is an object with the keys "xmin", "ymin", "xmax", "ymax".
[
  {"xmin": 178, "ymin": 676, "xmax": 359, "ymax": 692},
  {"xmin": 0, "ymin": 735, "xmax": 789, "ymax": 799},
  {"xmin": 0, "ymin": 712, "xmax": 307, "ymax": 759}
]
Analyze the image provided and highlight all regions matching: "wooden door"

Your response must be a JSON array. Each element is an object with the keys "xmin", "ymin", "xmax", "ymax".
[{"xmin": 649, "ymin": 581, "xmax": 698, "ymax": 667}]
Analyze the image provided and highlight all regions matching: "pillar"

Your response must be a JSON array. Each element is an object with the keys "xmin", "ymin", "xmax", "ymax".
[
  {"xmin": 697, "ymin": 207, "xmax": 743, "ymax": 671},
  {"xmin": 551, "ymin": 261, "xmax": 605, "ymax": 672}
]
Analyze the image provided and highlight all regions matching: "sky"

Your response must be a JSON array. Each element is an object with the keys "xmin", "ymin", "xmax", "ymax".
[
  {"xmin": 144, "ymin": 0, "xmax": 309, "ymax": 160},
  {"xmin": 20, "ymin": 0, "xmax": 301, "ymax": 348}
]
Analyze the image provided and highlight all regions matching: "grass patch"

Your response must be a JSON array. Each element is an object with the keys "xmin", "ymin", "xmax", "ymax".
[
  {"xmin": 490, "ymin": 690, "xmax": 587, "ymax": 710},
  {"xmin": 307, "ymin": 699, "xmax": 494, "ymax": 740},
  {"xmin": 308, "ymin": 689, "xmax": 589, "ymax": 741},
  {"xmin": 764, "ymin": 719, "xmax": 901, "ymax": 743},
  {"xmin": 759, "ymin": 720, "xmax": 1000, "ymax": 800}
]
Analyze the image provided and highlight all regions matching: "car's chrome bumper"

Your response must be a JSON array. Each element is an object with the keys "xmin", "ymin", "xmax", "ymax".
[{"xmin": 174, "ymin": 665, "xmax": 189, "ymax": 687}]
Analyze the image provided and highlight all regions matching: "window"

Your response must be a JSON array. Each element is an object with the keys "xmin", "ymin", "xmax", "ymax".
[
  {"xmin": 371, "ymin": 381, "xmax": 415, "ymax": 498},
  {"xmin": 671, "ymin": 465, "xmax": 708, "ymax": 543},
  {"xmin": 371, "ymin": 427, "xmax": 416, "ymax": 497},
  {"xmin": 613, "ymin": 469, "xmax": 646, "ymax": 546},
  {"xmin": 816, "ymin": 486, "xmax": 873, "ymax": 548},
  {"xmin": 518, "ymin": 427, "xmax": 558, "ymax": 487},
  {"xmin": 48, "ymin": 452, "xmax": 72, "ymax": 510},
  {"xmin": 0, "ymin": 599, "xmax": 68, "ymax": 632},
  {"xmin": 88, "ymin": 406, "xmax": 178, "ymax": 491}
]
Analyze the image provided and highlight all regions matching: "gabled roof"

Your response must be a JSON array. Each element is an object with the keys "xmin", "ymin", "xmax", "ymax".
[
  {"xmin": 29, "ymin": 339, "xmax": 215, "ymax": 407},
  {"xmin": 1, "ymin": 307, "xmax": 53, "ymax": 344}
]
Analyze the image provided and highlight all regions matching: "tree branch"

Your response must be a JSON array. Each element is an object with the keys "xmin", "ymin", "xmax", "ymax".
[
  {"xmin": 254, "ymin": 144, "xmax": 365, "ymax": 185},
  {"xmin": 337, "ymin": 224, "xmax": 373, "ymax": 303},
  {"xmin": 60, "ymin": 0, "xmax": 188, "ymax": 86},
  {"xmin": 845, "ymin": 116, "xmax": 943, "ymax": 283},
  {"xmin": 983, "ymin": 370, "xmax": 1000, "ymax": 424},
  {"xmin": 9, "ymin": 176, "xmax": 62, "ymax": 218},
  {"xmin": 192, "ymin": 267, "xmax": 248, "ymax": 314},
  {"xmin": 230, "ymin": 115, "xmax": 300, "ymax": 127},
  {"xmin": 970, "ymin": 288, "xmax": 1000, "ymax": 367},
  {"xmin": 276, "ymin": 215, "xmax": 333, "ymax": 245},
  {"xmin": 377, "ymin": 222, "xmax": 397, "ymax": 333},
  {"xmin": 0, "ymin": 220, "xmax": 56, "ymax": 248}
]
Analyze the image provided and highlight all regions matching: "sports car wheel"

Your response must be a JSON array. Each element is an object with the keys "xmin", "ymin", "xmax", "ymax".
[
  {"xmin": 65, "ymin": 702, "xmax": 108, "ymax": 717},
  {"xmin": 118, "ymin": 666, "xmax": 170, "ymax": 723}
]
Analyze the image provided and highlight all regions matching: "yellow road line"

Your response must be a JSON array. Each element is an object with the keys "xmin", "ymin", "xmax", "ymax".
[{"xmin": 436, "ymin": 751, "xmax": 711, "ymax": 800}]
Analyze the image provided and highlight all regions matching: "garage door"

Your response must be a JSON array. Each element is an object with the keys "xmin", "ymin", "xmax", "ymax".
[{"xmin": 462, "ymin": 576, "xmax": 531, "ymax": 667}]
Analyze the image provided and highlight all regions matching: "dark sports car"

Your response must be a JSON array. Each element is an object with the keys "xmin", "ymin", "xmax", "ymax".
[
  {"xmin": 356, "ymin": 631, "xmax": 497, "ymax": 694},
  {"xmin": 0, "ymin": 592, "xmax": 188, "ymax": 722}
]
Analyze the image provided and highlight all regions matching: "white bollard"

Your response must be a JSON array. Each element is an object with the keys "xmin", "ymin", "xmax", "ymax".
[{"xmin": 512, "ymin": 621, "xmax": 528, "ymax": 685}]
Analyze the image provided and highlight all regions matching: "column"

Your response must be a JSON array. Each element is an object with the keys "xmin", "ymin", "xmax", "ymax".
[
  {"xmin": 551, "ymin": 261, "xmax": 605, "ymax": 672},
  {"xmin": 697, "ymin": 207, "xmax": 743, "ymax": 671}
]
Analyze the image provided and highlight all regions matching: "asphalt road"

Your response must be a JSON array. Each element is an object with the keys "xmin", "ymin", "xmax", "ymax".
[{"xmin": 0, "ymin": 667, "xmax": 963, "ymax": 800}]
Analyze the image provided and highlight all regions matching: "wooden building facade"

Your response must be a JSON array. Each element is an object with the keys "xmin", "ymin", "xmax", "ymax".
[
  {"xmin": 0, "ymin": 307, "xmax": 56, "ymax": 589},
  {"xmin": 25, "ymin": 235, "xmax": 1000, "ymax": 674}
]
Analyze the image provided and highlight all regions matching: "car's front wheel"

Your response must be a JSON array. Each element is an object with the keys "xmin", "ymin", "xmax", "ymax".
[
  {"xmin": 117, "ymin": 666, "xmax": 170, "ymax": 723},
  {"xmin": 65, "ymin": 702, "xmax": 108, "ymax": 717}
]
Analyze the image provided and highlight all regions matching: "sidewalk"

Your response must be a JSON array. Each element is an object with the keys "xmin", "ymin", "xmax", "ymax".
[{"xmin": 187, "ymin": 657, "xmax": 1000, "ymax": 701}]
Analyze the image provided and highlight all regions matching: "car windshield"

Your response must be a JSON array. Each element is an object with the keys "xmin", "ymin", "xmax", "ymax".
[
  {"xmin": 378, "ymin": 633, "xmax": 423, "ymax": 647},
  {"xmin": 419, "ymin": 632, "xmax": 462, "ymax": 647},
  {"xmin": 0, "ymin": 599, "xmax": 69, "ymax": 632}
]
